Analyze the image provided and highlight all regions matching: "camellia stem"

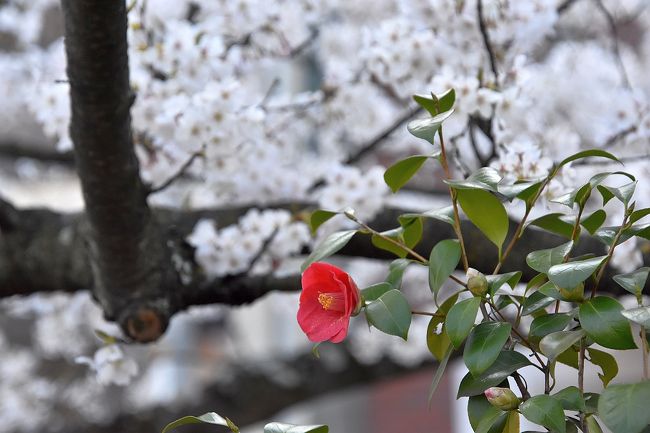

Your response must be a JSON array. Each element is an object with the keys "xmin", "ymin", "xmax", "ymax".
[
  {"xmin": 437, "ymin": 127, "xmax": 469, "ymax": 272},
  {"xmin": 641, "ymin": 327, "xmax": 649, "ymax": 380},
  {"xmin": 578, "ymin": 337, "xmax": 587, "ymax": 431}
]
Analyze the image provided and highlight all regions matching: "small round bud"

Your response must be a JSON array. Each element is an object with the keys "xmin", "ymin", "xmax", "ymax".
[
  {"xmin": 484, "ymin": 387, "xmax": 520, "ymax": 411},
  {"xmin": 468, "ymin": 274, "xmax": 489, "ymax": 297}
]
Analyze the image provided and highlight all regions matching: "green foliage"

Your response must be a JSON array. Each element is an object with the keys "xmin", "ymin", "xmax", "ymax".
[
  {"xmin": 464, "ymin": 322, "xmax": 512, "ymax": 377},
  {"xmin": 457, "ymin": 188, "xmax": 509, "ymax": 250},
  {"xmin": 264, "ymin": 424, "xmax": 328, "ymax": 433},
  {"xmin": 365, "ymin": 289, "xmax": 412, "ymax": 340},
  {"xmin": 598, "ymin": 381, "xmax": 650, "ymax": 433},
  {"xmin": 162, "ymin": 413, "xmax": 239, "ymax": 433},
  {"xmin": 300, "ymin": 91, "xmax": 650, "ymax": 433},
  {"xmin": 579, "ymin": 296, "xmax": 637, "ymax": 350},
  {"xmin": 428, "ymin": 239, "xmax": 461, "ymax": 300},
  {"xmin": 301, "ymin": 230, "xmax": 356, "ymax": 271}
]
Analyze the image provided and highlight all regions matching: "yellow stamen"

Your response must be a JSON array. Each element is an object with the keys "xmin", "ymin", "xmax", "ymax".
[{"xmin": 317, "ymin": 292, "xmax": 345, "ymax": 312}]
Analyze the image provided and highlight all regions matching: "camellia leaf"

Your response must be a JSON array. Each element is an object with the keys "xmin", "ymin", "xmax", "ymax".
[
  {"xmin": 527, "ymin": 213, "xmax": 575, "ymax": 239},
  {"xmin": 445, "ymin": 167, "xmax": 502, "ymax": 192},
  {"xmin": 383, "ymin": 155, "xmax": 431, "ymax": 193},
  {"xmin": 407, "ymin": 110, "xmax": 454, "ymax": 143},
  {"xmin": 630, "ymin": 208, "xmax": 650, "ymax": 224},
  {"xmin": 526, "ymin": 241, "xmax": 574, "ymax": 274},
  {"xmin": 468, "ymin": 395, "xmax": 508, "ymax": 433},
  {"xmin": 385, "ymin": 258, "xmax": 411, "ymax": 289},
  {"xmin": 487, "ymin": 272, "xmax": 522, "ymax": 295},
  {"xmin": 464, "ymin": 322, "xmax": 512, "ymax": 377},
  {"xmin": 579, "ymin": 296, "xmax": 637, "ymax": 350},
  {"xmin": 547, "ymin": 256, "xmax": 607, "ymax": 289},
  {"xmin": 264, "ymin": 423, "xmax": 328, "ymax": 433},
  {"xmin": 365, "ymin": 289, "xmax": 412, "ymax": 340},
  {"xmin": 503, "ymin": 411, "xmax": 520, "ymax": 433},
  {"xmin": 598, "ymin": 381, "xmax": 650, "ymax": 433},
  {"xmin": 401, "ymin": 216, "xmax": 423, "ymax": 249},
  {"xmin": 539, "ymin": 329, "xmax": 585, "ymax": 360},
  {"xmin": 521, "ymin": 291, "xmax": 555, "ymax": 316},
  {"xmin": 426, "ymin": 293, "xmax": 459, "ymax": 360},
  {"xmin": 400, "ymin": 206, "xmax": 455, "ymax": 226},
  {"xmin": 457, "ymin": 188, "xmax": 509, "ymax": 250},
  {"xmin": 309, "ymin": 209, "xmax": 339, "ymax": 234},
  {"xmin": 162, "ymin": 413, "xmax": 239, "ymax": 433},
  {"xmin": 614, "ymin": 267, "xmax": 650, "ymax": 298},
  {"xmin": 446, "ymin": 297, "xmax": 481, "ymax": 349},
  {"xmin": 529, "ymin": 313, "xmax": 573, "ymax": 342},
  {"xmin": 361, "ymin": 282, "xmax": 393, "ymax": 302},
  {"xmin": 553, "ymin": 386, "xmax": 586, "ymax": 412},
  {"xmin": 581, "ymin": 210, "xmax": 607, "ymax": 235},
  {"xmin": 371, "ymin": 228, "xmax": 409, "ymax": 258},
  {"xmin": 519, "ymin": 395, "xmax": 567, "ymax": 433},
  {"xmin": 556, "ymin": 149, "xmax": 619, "ymax": 168},
  {"xmin": 301, "ymin": 230, "xmax": 356, "ymax": 272},
  {"xmin": 457, "ymin": 350, "xmax": 532, "ymax": 397},
  {"xmin": 621, "ymin": 306, "xmax": 650, "ymax": 329},
  {"xmin": 412, "ymin": 88, "xmax": 456, "ymax": 115},
  {"xmin": 586, "ymin": 347, "xmax": 618, "ymax": 387},
  {"xmin": 427, "ymin": 345, "xmax": 453, "ymax": 406},
  {"xmin": 428, "ymin": 239, "xmax": 461, "ymax": 299}
]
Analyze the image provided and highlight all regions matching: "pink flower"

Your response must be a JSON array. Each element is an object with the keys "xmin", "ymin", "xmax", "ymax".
[{"xmin": 297, "ymin": 262, "xmax": 361, "ymax": 343}]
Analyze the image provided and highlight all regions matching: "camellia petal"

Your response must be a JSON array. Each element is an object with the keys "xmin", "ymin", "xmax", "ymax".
[{"xmin": 298, "ymin": 262, "xmax": 361, "ymax": 343}]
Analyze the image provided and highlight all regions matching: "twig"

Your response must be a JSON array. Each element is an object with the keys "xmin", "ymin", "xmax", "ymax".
[
  {"xmin": 477, "ymin": 0, "xmax": 498, "ymax": 81},
  {"xmin": 594, "ymin": 0, "xmax": 632, "ymax": 88},
  {"xmin": 512, "ymin": 372, "xmax": 531, "ymax": 400},
  {"xmin": 148, "ymin": 148, "xmax": 205, "ymax": 194},
  {"xmin": 345, "ymin": 106, "xmax": 424, "ymax": 165}
]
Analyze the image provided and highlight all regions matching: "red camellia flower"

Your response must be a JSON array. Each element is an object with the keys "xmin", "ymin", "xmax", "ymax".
[{"xmin": 297, "ymin": 262, "xmax": 361, "ymax": 343}]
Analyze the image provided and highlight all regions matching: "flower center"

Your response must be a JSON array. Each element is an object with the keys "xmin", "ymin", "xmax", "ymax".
[{"xmin": 317, "ymin": 292, "xmax": 345, "ymax": 312}]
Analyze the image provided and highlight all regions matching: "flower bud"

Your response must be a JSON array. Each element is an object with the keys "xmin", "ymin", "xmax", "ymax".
[
  {"xmin": 484, "ymin": 387, "xmax": 520, "ymax": 411},
  {"xmin": 468, "ymin": 273, "xmax": 489, "ymax": 297}
]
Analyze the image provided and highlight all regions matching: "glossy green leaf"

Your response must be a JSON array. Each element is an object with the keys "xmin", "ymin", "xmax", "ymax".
[
  {"xmin": 401, "ymin": 216, "xmax": 423, "ymax": 249},
  {"xmin": 630, "ymin": 208, "xmax": 650, "ymax": 224},
  {"xmin": 457, "ymin": 188, "xmax": 509, "ymax": 249},
  {"xmin": 407, "ymin": 110, "xmax": 454, "ymax": 143},
  {"xmin": 385, "ymin": 259, "xmax": 411, "ymax": 289},
  {"xmin": 468, "ymin": 395, "xmax": 509, "ymax": 433},
  {"xmin": 520, "ymin": 395, "xmax": 566, "ymax": 433},
  {"xmin": 597, "ymin": 185, "xmax": 616, "ymax": 206},
  {"xmin": 521, "ymin": 291, "xmax": 555, "ymax": 316},
  {"xmin": 446, "ymin": 297, "xmax": 481, "ymax": 349},
  {"xmin": 162, "ymin": 413, "xmax": 238, "ymax": 433},
  {"xmin": 529, "ymin": 313, "xmax": 573, "ymax": 342},
  {"xmin": 539, "ymin": 329, "xmax": 585, "ymax": 360},
  {"xmin": 361, "ymin": 282, "xmax": 392, "ymax": 302},
  {"xmin": 598, "ymin": 381, "xmax": 650, "ymax": 433},
  {"xmin": 400, "ymin": 206, "xmax": 455, "ymax": 226},
  {"xmin": 487, "ymin": 272, "xmax": 522, "ymax": 295},
  {"xmin": 264, "ymin": 423, "xmax": 328, "ymax": 433},
  {"xmin": 547, "ymin": 256, "xmax": 607, "ymax": 289},
  {"xmin": 446, "ymin": 167, "xmax": 502, "ymax": 192},
  {"xmin": 614, "ymin": 267, "xmax": 650, "ymax": 298},
  {"xmin": 457, "ymin": 351, "xmax": 532, "ymax": 397},
  {"xmin": 526, "ymin": 241, "xmax": 574, "ymax": 274},
  {"xmin": 301, "ymin": 230, "xmax": 356, "ymax": 272},
  {"xmin": 427, "ymin": 316, "xmax": 450, "ymax": 361},
  {"xmin": 527, "ymin": 213, "xmax": 575, "ymax": 238},
  {"xmin": 557, "ymin": 149, "xmax": 619, "ymax": 168},
  {"xmin": 427, "ymin": 345, "xmax": 453, "ymax": 405},
  {"xmin": 553, "ymin": 386, "xmax": 586, "ymax": 411},
  {"xmin": 537, "ymin": 281, "xmax": 562, "ymax": 300},
  {"xmin": 365, "ymin": 289, "xmax": 412, "ymax": 340},
  {"xmin": 371, "ymin": 228, "xmax": 408, "ymax": 258},
  {"xmin": 581, "ymin": 210, "xmax": 607, "ymax": 235},
  {"xmin": 309, "ymin": 210, "xmax": 339, "ymax": 234},
  {"xmin": 384, "ymin": 155, "xmax": 430, "ymax": 193},
  {"xmin": 587, "ymin": 347, "xmax": 618, "ymax": 387},
  {"xmin": 413, "ymin": 88, "xmax": 455, "ymax": 115},
  {"xmin": 428, "ymin": 239, "xmax": 461, "ymax": 299},
  {"xmin": 585, "ymin": 416, "xmax": 604, "ymax": 433},
  {"xmin": 503, "ymin": 411, "xmax": 520, "ymax": 433},
  {"xmin": 464, "ymin": 322, "xmax": 512, "ymax": 377},
  {"xmin": 498, "ymin": 178, "xmax": 545, "ymax": 200},
  {"xmin": 579, "ymin": 296, "xmax": 637, "ymax": 350},
  {"xmin": 622, "ymin": 306, "xmax": 650, "ymax": 329}
]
